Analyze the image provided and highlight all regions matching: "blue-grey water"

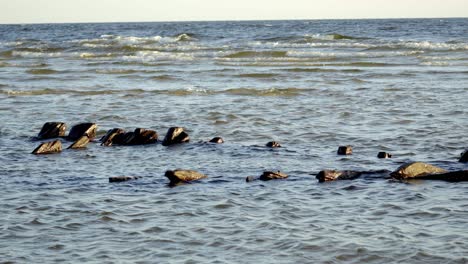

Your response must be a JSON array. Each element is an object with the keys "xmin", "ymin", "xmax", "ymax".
[{"xmin": 0, "ymin": 18, "xmax": 467, "ymax": 263}]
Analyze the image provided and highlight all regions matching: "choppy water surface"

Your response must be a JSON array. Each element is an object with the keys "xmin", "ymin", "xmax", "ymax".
[{"xmin": 0, "ymin": 19, "xmax": 467, "ymax": 263}]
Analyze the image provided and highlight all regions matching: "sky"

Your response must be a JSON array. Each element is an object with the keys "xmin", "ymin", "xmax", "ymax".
[{"xmin": 1, "ymin": 0, "xmax": 467, "ymax": 24}]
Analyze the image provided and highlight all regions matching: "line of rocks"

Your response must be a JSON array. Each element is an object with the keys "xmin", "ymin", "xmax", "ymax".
[{"xmin": 31, "ymin": 122, "xmax": 468, "ymax": 185}]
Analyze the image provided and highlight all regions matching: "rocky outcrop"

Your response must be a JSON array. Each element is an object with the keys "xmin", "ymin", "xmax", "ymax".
[
  {"xmin": 109, "ymin": 176, "xmax": 141, "ymax": 183},
  {"xmin": 32, "ymin": 140, "xmax": 62, "ymax": 154},
  {"xmin": 162, "ymin": 127, "xmax": 189, "ymax": 146},
  {"xmin": 209, "ymin": 137, "xmax": 224, "ymax": 144},
  {"xmin": 459, "ymin": 150, "xmax": 468, "ymax": 163},
  {"xmin": 316, "ymin": 170, "xmax": 362, "ymax": 182},
  {"xmin": 37, "ymin": 122, "xmax": 66, "ymax": 139},
  {"xmin": 337, "ymin": 145, "xmax": 352, "ymax": 155},
  {"xmin": 101, "ymin": 128, "xmax": 157, "ymax": 146},
  {"xmin": 266, "ymin": 141, "xmax": 281, "ymax": 148},
  {"xmin": 165, "ymin": 169, "xmax": 207, "ymax": 184},
  {"xmin": 68, "ymin": 123, "xmax": 97, "ymax": 140},
  {"xmin": 100, "ymin": 128, "xmax": 126, "ymax": 146},
  {"xmin": 390, "ymin": 162, "xmax": 447, "ymax": 180},
  {"xmin": 259, "ymin": 171, "xmax": 288, "ymax": 181},
  {"xmin": 377, "ymin": 152, "xmax": 392, "ymax": 159},
  {"xmin": 68, "ymin": 136, "xmax": 90, "ymax": 149}
]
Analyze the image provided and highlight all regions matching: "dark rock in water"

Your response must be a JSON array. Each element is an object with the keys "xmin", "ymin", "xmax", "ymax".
[
  {"xmin": 316, "ymin": 170, "xmax": 362, "ymax": 182},
  {"xmin": 165, "ymin": 169, "xmax": 207, "ymax": 184},
  {"xmin": 68, "ymin": 123, "xmax": 97, "ymax": 140},
  {"xmin": 377, "ymin": 152, "xmax": 392, "ymax": 159},
  {"xmin": 130, "ymin": 128, "xmax": 158, "ymax": 145},
  {"xmin": 259, "ymin": 171, "xmax": 288, "ymax": 181},
  {"xmin": 266, "ymin": 141, "xmax": 281, "ymax": 148},
  {"xmin": 209, "ymin": 137, "xmax": 224, "ymax": 144},
  {"xmin": 245, "ymin": 176, "xmax": 256, "ymax": 182},
  {"xmin": 162, "ymin": 127, "xmax": 190, "ymax": 146},
  {"xmin": 415, "ymin": 171, "xmax": 468, "ymax": 182},
  {"xmin": 32, "ymin": 140, "xmax": 62, "ymax": 154},
  {"xmin": 68, "ymin": 136, "xmax": 90, "ymax": 149},
  {"xmin": 100, "ymin": 128, "xmax": 126, "ymax": 146},
  {"xmin": 337, "ymin": 145, "xmax": 352, "ymax": 155},
  {"xmin": 459, "ymin": 150, "xmax": 468, "ymax": 163},
  {"xmin": 109, "ymin": 176, "xmax": 141, "ymax": 183},
  {"xmin": 37, "ymin": 122, "xmax": 67, "ymax": 139},
  {"xmin": 390, "ymin": 162, "xmax": 447, "ymax": 180}
]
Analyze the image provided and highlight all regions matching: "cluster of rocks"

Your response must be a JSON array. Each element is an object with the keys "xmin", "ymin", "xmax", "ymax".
[{"xmin": 31, "ymin": 122, "xmax": 468, "ymax": 185}]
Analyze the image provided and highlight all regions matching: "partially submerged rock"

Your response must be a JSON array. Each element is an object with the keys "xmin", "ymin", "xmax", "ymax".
[
  {"xmin": 209, "ymin": 137, "xmax": 224, "ymax": 144},
  {"xmin": 337, "ymin": 145, "xmax": 352, "ymax": 155},
  {"xmin": 390, "ymin": 162, "xmax": 447, "ymax": 180},
  {"xmin": 32, "ymin": 140, "xmax": 62, "ymax": 155},
  {"xmin": 101, "ymin": 128, "xmax": 157, "ymax": 146},
  {"xmin": 162, "ymin": 127, "xmax": 190, "ymax": 146},
  {"xmin": 109, "ymin": 176, "xmax": 141, "ymax": 183},
  {"xmin": 316, "ymin": 170, "xmax": 362, "ymax": 182},
  {"xmin": 100, "ymin": 128, "xmax": 126, "ymax": 146},
  {"xmin": 459, "ymin": 150, "xmax": 468, "ymax": 163},
  {"xmin": 165, "ymin": 169, "xmax": 207, "ymax": 184},
  {"xmin": 414, "ymin": 171, "xmax": 468, "ymax": 182},
  {"xmin": 68, "ymin": 136, "xmax": 90, "ymax": 149},
  {"xmin": 266, "ymin": 141, "xmax": 281, "ymax": 148},
  {"xmin": 377, "ymin": 152, "xmax": 392, "ymax": 159},
  {"xmin": 130, "ymin": 128, "xmax": 158, "ymax": 145},
  {"xmin": 259, "ymin": 171, "xmax": 288, "ymax": 181},
  {"xmin": 68, "ymin": 123, "xmax": 97, "ymax": 140},
  {"xmin": 37, "ymin": 122, "xmax": 66, "ymax": 139}
]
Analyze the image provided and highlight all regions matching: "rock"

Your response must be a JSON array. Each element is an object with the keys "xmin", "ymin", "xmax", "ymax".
[
  {"xmin": 266, "ymin": 141, "xmax": 281, "ymax": 148},
  {"xmin": 37, "ymin": 122, "xmax": 67, "ymax": 139},
  {"xmin": 316, "ymin": 170, "xmax": 362, "ymax": 182},
  {"xmin": 162, "ymin": 127, "xmax": 190, "ymax": 146},
  {"xmin": 459, "ymin": 150, "xmax": 468, "ymax": 163},
  {"xmin": 32, "ymin": 140, "xmax": 62, "ymax": 154},
  {"xmin": 390, "ymin": 162, "xmax": 447, "ymax": 180},
  {"xmin": 68, "ymin": 136, "xmax": 90, "ymax": 149},
  {"xmin": 415, "ymin": 171, "xmax": 468, "ymax": 182},
  {"xmin": 109, "ymin": 176, "xmax": 141, "ymax": 183},
  {"xmin": 130, "ymin": 128, "xmax": 158, "ymax": 145},
  {"xmin": 377, "ymin": 152, "xmax": 392, "ymax": 159},
  {"xmin": 209, "ymin": 137, "xmax": 224, "ymax": 144},
  {"xmin": 337, "ymin": 145, "xmax": 352, "ymax": 155},
  {"xmin": 100, "ymin": 128, "xmax": 126, "ymax": 146},
  {"xmin": 165, "ymin": 169, "xmax": 207, "ymax": 184},
  {"xmin": 245, "ymin": 176, "xmax": 256, "ymax": 182},
  {"xmin": 68, "ymin": 123, "xmax": 97, "ymax": 140},
  {"xmin": 259, "ymin": 171, "xmax": 288, "ymax": 181}
]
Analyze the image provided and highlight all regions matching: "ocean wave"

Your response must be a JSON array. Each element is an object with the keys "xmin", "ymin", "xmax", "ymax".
[
  {"xmin": 236, "ymin": 73, "xmax": 279, "ymax": 78},
  {"xmin": 224, "ymin": 87, "xmax": 308, "ymax": 96},
  {"xmin": 26, "ymin": 68, "xmax": 60, "ymax": 75},
  {"xmin": 122, "ymin": 51, "xmax": 195, "ymax": 62},
  {"xmin": 222, "ymin": 51, "xmax": 288, "ymax": 59}
]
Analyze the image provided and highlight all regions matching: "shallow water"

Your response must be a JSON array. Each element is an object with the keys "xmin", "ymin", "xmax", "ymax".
[{"xmin": 0, "ymin": 18, "xmax": 467, "ymax": 263}]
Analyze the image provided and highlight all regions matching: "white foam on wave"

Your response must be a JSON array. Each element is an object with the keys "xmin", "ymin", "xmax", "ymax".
[{"xmin": 122, "ymin": 51, "xmax": 195, "ymax": 63}]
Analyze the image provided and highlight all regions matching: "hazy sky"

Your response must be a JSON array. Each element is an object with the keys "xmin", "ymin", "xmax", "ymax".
[{"xmin": 1, "ymin": 0, "xmax": 467, "ymax": 24}]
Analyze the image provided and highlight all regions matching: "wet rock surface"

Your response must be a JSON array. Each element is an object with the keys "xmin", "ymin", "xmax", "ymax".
[
  {"xmin": 459, "ymin": 150, "xmax": 468, "ymax": 163},
  {"xmin": 109, "ymin": 176, "xmax": 141, "ymax": 183},
  {"xmin": 32, "ymin": 140, "xmax": 62, "ymax": 155},
  {"xmin": 165, "ymin": 169, "xmax": 207, "ymax": 184},
  {"xmin": 390, "ymin": 162, "xmax": 447, "ymax": 179},
  {"xmin": 377, "ymin": 152, "xmax": 392, "ymax": 159},
  {"xmin": 337, "ymin": 145, "xmax": 352, "ymax": 155},
  {"xmin": 266, "ymin": 141, "xmax": 281, "ymax": 148},
  {"xmin": 37, "ymin": 122, "xmax": 67, "ymax": 139},
  {"xmin": 68, "ymin": 136, "xmax": 90, "ymax": 149},
  {"xmin": 162, "ymin": 127, "xmax": 190, "ymax": 146},
  {"xmin": 209, "ymin": 137, "xmax": 224, "ymax": 144},
  {"xmin": 100, "ymin": 128, "xmax": 126, "ymax": 146},
  {"xmin": 259, "ymin": 171, "xmax": 288, "ymax": 181},
  {"xmin": 316, "ymin": 170, "xmax": 362, "ymax": 182},
  {"xmin": 68, "ymin": 123, "xmax": 97, "ymax": 140}
]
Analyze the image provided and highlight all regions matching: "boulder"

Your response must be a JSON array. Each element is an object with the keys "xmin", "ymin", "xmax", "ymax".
[
  {"xmin": 377, "ymin": 152, "xmax": 392, "ymax": 159},
  {"xmin": 459, "ymin": 150, "xmax": 468, "ymax": 163},
  {"xmin": 100, "ymin": 128, "xmax": 126, "ymax": 146},
  {"xmin": 162, "ymin": 127, "xmax": 190, "ymax": 146},
  {"xmin": 68, "ymin": 123, "xmax": 97, "ymax": 140},
  {"xmin": 316, "ymin": 170, "xmax": 362, "ymax": 182},
  {"xmin": 266, "ymin": 141, "xmax": 281, "ymax": 148},
  {"xmin": 165, "ymin": 169, "xmax": 207, "ymax": 184},
  {"xmin": 37, "ymin": 122, "xmax": 66, "ymax": 139},
  {"xmin": 337, "ymin": 145, "xmax": 352, "ymax": 155},
  {"xmin": 259, "ymin": 171, "xmax": 288, "ymax": 181},
  {"xmin": 390, "ymin": 162, "xmax": 447, "ymax": 180},
  {"xmin": 32, "ymin": 140, "xmax": 62, "ymax": 155},
  {"xmin": 68, "ymin": 136, "xmax": 90, "ymax": 149},
  {"xmin": 109, "ymin": 176, "xmax": 141, "ymax": 183},
  {"xmin": 209, "ymin": 137, "xmax": 224, "ymax": 144},
  {"xmin": 130, "ymin": 128, "xmax": 158, "ymax": 145},
  {"xmin": 415, "ymin": 171, "xmax": 468, "ymax": 182}
]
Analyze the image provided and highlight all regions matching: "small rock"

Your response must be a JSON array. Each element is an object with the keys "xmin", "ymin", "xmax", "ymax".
[
  {"xmin": 259, "ymin": 171, "xmax": 288, "ymax": 181},
  {"xmin": 377, "ymin": 152, "xmax": 392, "ymax": 159},
  {"xmin": 316, "ymin": 170, "xmax": 362, "ymax": 182},
  {"xmin": 459, "ymin": 150, "xmax": 468, "ymax": 163},
  {"xmin": 109, "ymin": 176, "xmax": 141, "ymax": 183},
  {"xmin": 266, "ymin": 141, "xmax": 281, "ymax": 148},
  {"xmin": 245, "ymin": 176, "xmax": 256, "ymax": 182},
  {"xmin": 68, "ymin": 136, "xmax": 90, "ymax": 149},
  {"xmin": 165, "ymin": 169, "xmax": 207, "ymax": 184},
  {"xmin": 131, "ymin": 128, "xmax": 158, "ymax": 145},
  {"xmin": 100, "ymin": 128, "xmax": 126, "ymax": 146},
  {"xmin": 32, "ymin": 140, "xmax": 62, "ymax": 155},
  {"xmin": 162, "ymin": 127, "xmax": 190, "ymax": 146},
  {"xmin": 37, "ymin": 122, "xmax": 67, "ymax": 139},
  {"xmin": 209, "ymin": 137, "xmax": 224, "ymax": 144},
  {"xmin": 337, "ymin": 145, "xmax": 352, "ymax": 155},
  {"xmin": 390, "ymin": 162, "xmax": 447, "ymax": 180},
  {"xmin": 68, "ymin": 123, "xmax": 97, "ymax": 140}
]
